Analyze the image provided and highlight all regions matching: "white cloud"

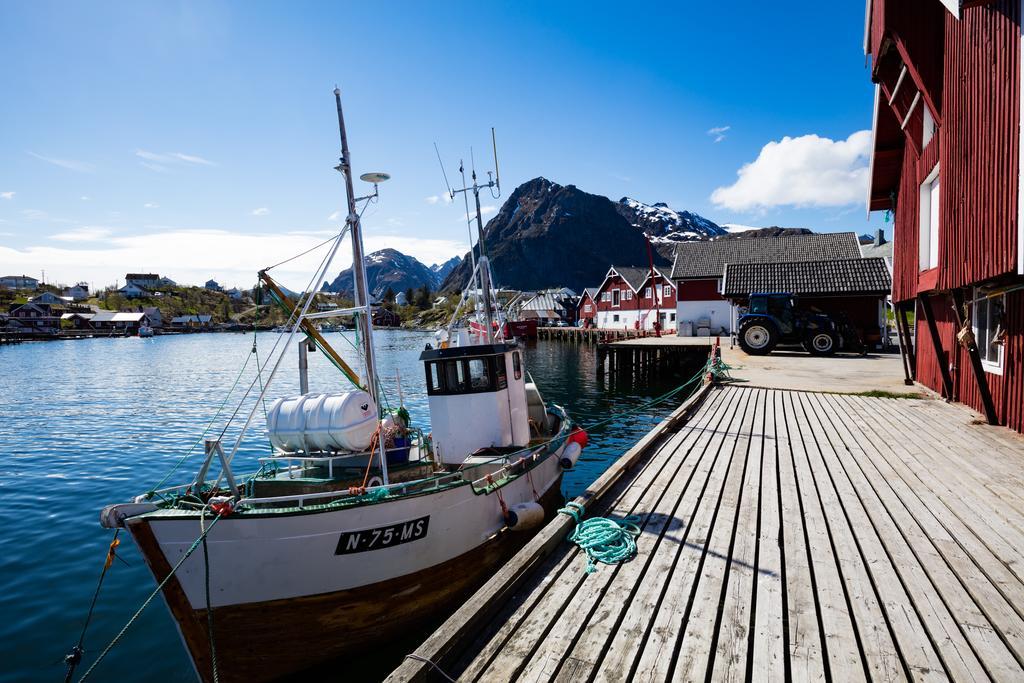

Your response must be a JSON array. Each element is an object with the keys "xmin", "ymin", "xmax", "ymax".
[
  {"xmin": 707, "ymin": 125, "xmax": 730, "ymax": 143},
  {"xmin": 169, "ymin": 152, "xmax": 215, "ymax": 166},
  {"xmin": 327, "ymin": 210, "xmax": 341, "ymax": 221},
  {"xmin": 144, "ymin": 202, "xmax": 159, "ymax": 208},
  {"xmin": 711, "ymin": 130, "xmax": 871, "ymax": 211},
  {"xmin": 50, "ymin": 226, "xmax": 114, "ymax": 242},
  {"xmin": 425, "ymin": 194, "xmax": 453, "ymax": 205},
  {"xmin": 0, "ymin": 229, "xmax": 465, "ymax": 290},
  {"xmin": 27, "ymin": 152, "xmax": 96, "ymax": 173},
  {"xmin": 140, "ymin": 161, "xmax": 169, "ymax": 173},
  {"xmin": 251, "ymin": 207, "xmax": 270, "ymax": 216},
  {"xmin": 80, "ymin": 196, "xmax": 90, "ymax": 201},
  {"xmin": 135, "ymin": 149, "xmax": 216, "ymax": 165},
  {"xmin": 1, "ymin": 191, "xmax": 14, "ymax": 200}
]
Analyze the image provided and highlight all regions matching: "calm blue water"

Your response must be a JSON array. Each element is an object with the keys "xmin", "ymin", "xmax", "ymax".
[{"xmin": 0, "ymin": 330, "xmax": 697, "ymax": 682}]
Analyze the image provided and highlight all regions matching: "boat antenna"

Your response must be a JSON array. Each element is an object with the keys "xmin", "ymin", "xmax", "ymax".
[
  {"xmin": 433, "ymin": 141, "xmax": 453, "ymax": 199},
  {"xmin": 450, "ymin": 129, "xmax": 501, "ymax": 343},
  {"xmin": 457, "ymin": 160, "xmax": 479, "ymax": 296}
]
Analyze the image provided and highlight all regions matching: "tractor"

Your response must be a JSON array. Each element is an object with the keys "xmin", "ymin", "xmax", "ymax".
[{"xmin": 737, "ymin": 293, "xmax": 863, "ymax": 356}]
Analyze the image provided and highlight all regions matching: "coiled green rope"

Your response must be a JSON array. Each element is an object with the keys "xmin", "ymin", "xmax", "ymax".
[{"xmin": 557, "ymin": 502, "xmax": 641, "ymax": 573}]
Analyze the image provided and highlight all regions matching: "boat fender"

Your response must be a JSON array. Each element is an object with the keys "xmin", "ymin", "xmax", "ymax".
[
  {"xmin": 507, "ymin": 501, "xmax": 545, "ymax": 531},
  {"xmin": 366, "ymin": 475, "xmax": 384, "ymax": 488},
  {"xmin": 560, "ymin": 442, "xmax": 582, "ymax": 470},
  {"xmin": 568, "ymin": 428, "xmax": 589, "ymax": 449}
]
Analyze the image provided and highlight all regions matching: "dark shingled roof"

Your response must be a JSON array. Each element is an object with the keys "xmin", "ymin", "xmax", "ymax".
[
  {"xmin": 670, "ymin": 232, "xmax": 863, "ymax": 280},
  {"xmin": 722, "ymin": 257, "xmax": 892, "ymax": 297}
]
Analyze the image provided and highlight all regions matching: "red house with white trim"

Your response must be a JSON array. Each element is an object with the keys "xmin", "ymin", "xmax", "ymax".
[
  {"xmin": 592, "ymin": 266, "xmax": 677, "ymax": 331},
  {"xmin": 865, "ymin": 0, "xmax": 1024, "ymax": 432}
]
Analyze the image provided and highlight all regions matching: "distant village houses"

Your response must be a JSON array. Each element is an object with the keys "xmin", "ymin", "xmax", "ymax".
[{"xmin": 0, "ymin": 275, "xmax": 39, "ymax": 290}]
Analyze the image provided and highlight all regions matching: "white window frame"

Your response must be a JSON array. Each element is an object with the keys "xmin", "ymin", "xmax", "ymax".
[
  {"xmin": 612, "ymin": 289, "xmax": 620, "ymax": 307},
  {"xmin": 624, "ymin": 290, "xmax": 633, "ymax": 301},
  {"xmin": 972, "ymin": 288, "xmax": 1006, "ymax": 375},
  {"xmin": 919, "ymin": 164, "xmax": 941, "ymax": 271},
  {"xmin": 601, "ymin": 291, "xmax": 610, "ymax": 302},
  {"xmin": 644, "ymin": 286, "xmax": 651, "ymax": 299},
  {"xmin": 662, "ymin": 284, "xmax": 672, "ymax": 299}
]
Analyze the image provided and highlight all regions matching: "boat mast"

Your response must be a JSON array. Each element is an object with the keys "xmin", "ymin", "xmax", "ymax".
[
  {"xmin": 451, "ymin": 128, "xmax": 501, "ymax": 343},
  {"xmin": 333, "ymin": 87, "xmax": 378, "ymax": 407}
]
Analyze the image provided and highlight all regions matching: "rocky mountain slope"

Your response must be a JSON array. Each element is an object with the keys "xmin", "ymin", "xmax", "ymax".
[
  {"xmin": 429, "ymin": 256, "xmax": 462, "ymax": 283},
  {"xmin": 615, "ymin": 198, "xmax": 726, "ymax": 242},
  {"xmin": 324, "ymin": 248, "xmax": 442, "ymax": 299},
  {"xmin": 439, "ymin": 178, "xmax": 671, "ymax": 293}
]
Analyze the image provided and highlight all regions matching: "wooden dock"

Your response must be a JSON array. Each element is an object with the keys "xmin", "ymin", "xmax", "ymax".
[
  {"xmin": 598, "ymin": 335, "xmax": 714, "ymax": 378},
  {"xmin": 391, "ymin": 384, "xmax": 1024, "ymax": 681}
]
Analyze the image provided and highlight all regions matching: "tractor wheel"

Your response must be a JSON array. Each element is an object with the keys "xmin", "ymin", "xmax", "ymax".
[
  {"xmin": 739, "ymin": 319, "xmax": 778, "ymax": 355},
  {"xmin": 805, "ymin": 330, "xmax": 838, "ymax": 356}
]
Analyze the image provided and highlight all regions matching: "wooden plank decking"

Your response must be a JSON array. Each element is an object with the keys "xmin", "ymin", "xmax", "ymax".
[{"xmin": 391, "ymin": 385, "xmax": 1024, "ymax": 682}]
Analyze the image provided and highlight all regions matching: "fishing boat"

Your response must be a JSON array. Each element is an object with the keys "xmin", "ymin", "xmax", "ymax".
[
  {"xmin": 97, "ymin": 89, "xmax": 582, "ymax": 683},
  {"xmin": 138, "ymin": 325, "xmax": 155, "ymax": 338}
]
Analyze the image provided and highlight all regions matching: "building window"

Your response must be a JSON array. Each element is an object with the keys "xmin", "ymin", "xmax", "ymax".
[
  {"xmin": 601, "ymin": 292, "xmax": 610, "ymax": 302},
  {"xmin": 612, "ymin": 290, "xmax": 620, "ymax": 306},
  {"xmin": 972, "ymin": 290, "xmax": 1006, "ymax": 374},
  {"xmin": 612, "ymin": 314, "xmax": 620, "ymax": 323},
  {"xmin": 624, "ymin": 290, "xmax": 633, "ymax": 300},
  {"xmin": 919, "ymin": 164, "xmax": 940, "ymax": 270},
  {"xmin": 922, "ymin": 105, "xmax": 935, "ymax": 149},
  {"xmin": 662, "ymin": 284, "xmax": 672, "ymax": 299},
  {"xmin": 583, "ymin": 304, "xmax": 592, "ymax": 312},
  {"xmin": 644, "ymin": 287, "xmax": 651, "ymax": 299},
  {"xmin": 670, "ymin": 313, "xmax": 676, "ymax": 322}
]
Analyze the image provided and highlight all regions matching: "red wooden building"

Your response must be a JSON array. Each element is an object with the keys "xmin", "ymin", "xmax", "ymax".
[
  {"xmin": 866, "ymin": 0, "xmax": 1024, "ymax": 432},
  {"xmin": 592, "ymin": 266, "xmax": 677, "ymax": 331}
]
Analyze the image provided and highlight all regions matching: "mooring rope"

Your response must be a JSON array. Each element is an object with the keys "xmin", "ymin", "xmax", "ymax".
[
  {"xmin": 62, "ymin": 530, "xmax": 121, "ymax": 683},
  {"xmin": 557, "ymin": 502, "xmax": 641, "ymax": 573},
  {"xmin": 76, "ymin": 515, "xmax": 224, "ymax": 682}
]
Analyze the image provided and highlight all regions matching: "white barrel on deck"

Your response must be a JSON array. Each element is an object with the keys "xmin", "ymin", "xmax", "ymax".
[
  {"xmin": 266, "ymin": 391, "xmax": 377, "ymax": 453},
  {"xmin": 507, "ymin": 501, "xmax": 545, "ymax": 531}
]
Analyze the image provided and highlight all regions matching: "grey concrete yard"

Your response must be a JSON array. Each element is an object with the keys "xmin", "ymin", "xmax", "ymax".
[{"xmin": 719, "ymin": 345, "xmax": 923, "ymax": 396}]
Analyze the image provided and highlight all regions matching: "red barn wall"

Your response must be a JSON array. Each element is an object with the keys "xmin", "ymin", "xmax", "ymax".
[
  {"xmin": 677, "ymin": 278, "xmax": 723, "ymax": 302},
  {"xmin": 914, "ymin": 291, "xmax": 1023, "ymax": 432},
  {"xmin": 939, "ymin": 1, "xmax": 1020, "ymax": 289}
]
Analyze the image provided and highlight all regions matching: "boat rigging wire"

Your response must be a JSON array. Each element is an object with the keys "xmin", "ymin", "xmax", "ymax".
[{"xmin": 262, "ymin": 228, "xmax": 345, "ymax": 273}]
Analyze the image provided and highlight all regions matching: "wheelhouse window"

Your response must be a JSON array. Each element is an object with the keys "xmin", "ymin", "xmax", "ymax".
[
  {"xmin": 972, "ymin": 290, "xmax": 1005, "ymax": 374},
  {"xmin": 919, "ymin": 164, "xmax": 940, "ymax": 270},
  {"xmin": 425, "ymin": 356, "xmax": 509, "ymax": 395}
]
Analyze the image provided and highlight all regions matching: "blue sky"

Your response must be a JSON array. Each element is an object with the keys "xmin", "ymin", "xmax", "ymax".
[{"xmin": 0, "ymin": 1, "xmax": 884, "ymax": 290}]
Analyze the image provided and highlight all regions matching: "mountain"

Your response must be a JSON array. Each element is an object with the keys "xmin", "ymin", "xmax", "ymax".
[
  {"xmin": 440, "ymin": 177, "xmax": 670, "ymax": 293},
  {"xmin": 615, "ymin": 198, "xmax": 726, "ymax": 242},
  {"xmin": 324, "ymin": 248, "xmax": 439, "ymax": 299},
  {"xmin": 716, "ymin": 226, "xmax": 815, "ymax": 240},
  {"xmin": 429, "ymin": 256, "xmax": 462, "ymax": 283}
]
